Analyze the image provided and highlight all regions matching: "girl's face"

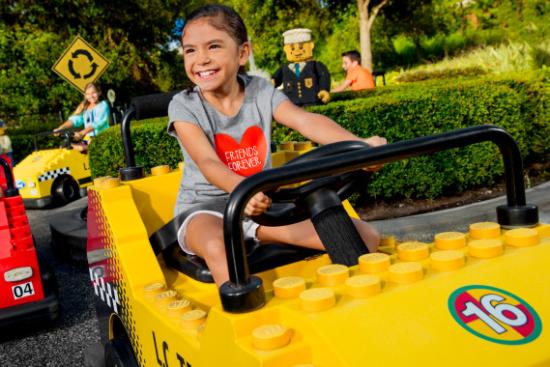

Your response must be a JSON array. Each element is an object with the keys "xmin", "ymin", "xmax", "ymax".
[
  {"xmin": 182, "ymin": 18, "xmax": 249, "ymax": 94},
  {"xmin": 84, "ymin": 86, "xmax": 100, "ymax": 104}
]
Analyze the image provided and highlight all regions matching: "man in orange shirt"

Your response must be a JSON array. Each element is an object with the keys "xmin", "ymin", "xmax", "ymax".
[{"xmin": 332, "ymin": 50, "xmax": 375, "ymax": 92}]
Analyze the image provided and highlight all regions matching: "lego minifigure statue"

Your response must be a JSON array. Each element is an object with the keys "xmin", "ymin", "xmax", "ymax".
[
  {"xmin": 272, "ymin": 28, "xmax": 330, "ymax": 106},
  {"xmin": 0, "ymin": 119, "xmax": 13, "ymax": 165}
]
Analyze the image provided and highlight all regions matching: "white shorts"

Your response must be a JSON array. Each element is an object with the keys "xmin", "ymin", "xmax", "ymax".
[{"xmin": 177, "ymin": 210, "xmax": 260, "ymax": 255}]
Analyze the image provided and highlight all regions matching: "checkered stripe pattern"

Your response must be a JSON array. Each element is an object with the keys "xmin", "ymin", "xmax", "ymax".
[
  {"xmin": 90, "ymin": 268, "xmax": 121, "ymax": 313},
  {"xmin": 38, "ymin": 167, "xmax": 71, "ymax": 182}
]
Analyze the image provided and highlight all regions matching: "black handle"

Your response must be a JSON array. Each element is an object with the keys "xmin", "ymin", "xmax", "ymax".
[
  {"xmin": 220, "ymin": 124, "xmax": 538, "ymax": 312},
  {"xmin": 119, "ymin": 91, "xmax": 180, "ymax": 181}
]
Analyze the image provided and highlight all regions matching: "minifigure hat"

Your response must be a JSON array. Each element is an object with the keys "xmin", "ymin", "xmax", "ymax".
[{"xmin": 283, "ymin": 28, "xmax": 312, "ymax": 44}]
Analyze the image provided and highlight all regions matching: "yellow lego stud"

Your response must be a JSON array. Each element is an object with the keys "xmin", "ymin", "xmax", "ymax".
[
  {"xmin": 155, "ymin": 290, "xmax": 178, "ymax": 309},
  {"xmin": 359, "ymin": 253, "xmax": 391, "ymax": 273},
  {"xmin": 389, "ymin": 262, "xmax": 423, "ymax": 284},
  {"xmin": 273, "ymin": 276, "xmax": 306, "ymax": 299},
  {"xmin": 151, "ymin": 165, "xmax": 170, "ymax": 176},
  {"xmin": 430, "ymin": 250, "xmax": 465, "ymax": 271},
  {"xmin": 167, "ymin": 299, "xmax": 192, "ymax": 318},
  {"xmin": 346, "ymin": 275, "xmax": 381, "ymax": 298},
  {"xmin": 316, "ymin": 264, "xmax": 349, "ymax": 286},
  {"xmin": 469, "ymin": 222, "xmax": 501, "ymax": 239},
  {"xmin": 300, "ymin": 288, "xmax": 336, "ymax": 312},
  {"xmin": 251, "ymin": 324, "xmax": 292, "ymax": 350},
  {"xmin": 143, "ymin": 282, "xmax": 166, "ymax": 300},
  {"xmin": 178, "ymin": 161, "xmax": 184, "ymax": 170},
  {"xmin": 434, "ymin": 232, "xmax": 466, "ymax": 250},
  {"xmin": 279, "ymin": 141, "xmax": 295, "ymax": 151},
  {"xmin": 293, "ymin": 141, "xmax": 313, "ymax": 151},
  {"xmin": 536, "ymin": 224, "xmax": 550, "ymax": 238},
  {"xmin": 93, "ymin": 176, "xmax": 111, "ymax": 187},
  {"xmin": 504, "ymin": 228, "xmax": 539, "ymax": 247},
  {"xmin": 468, "ymin": 239, "xmax": 504, "ymax": 258},
  {"xmin": 99, "ymin": 177, "xmax": 120, "ymax": 189},
  {"xmin": 380, "ymin": 235, "xmax": 396, "ymax": 248},
  {"xmin": 181, "ymin": 309, "xmax": 207, "ymax": 329},
  {"xmin": 397, "ymin": 241, "xmax": 430, "ymax": 261}
]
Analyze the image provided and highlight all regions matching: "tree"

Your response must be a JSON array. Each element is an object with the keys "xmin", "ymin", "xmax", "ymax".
[
  {"xmin": 0, "ymin": 0, "xmax": 192, "ymax": 124},
  {"xmin": 357, "ymin": 0, "xmax": 389, "ymax": 70}
]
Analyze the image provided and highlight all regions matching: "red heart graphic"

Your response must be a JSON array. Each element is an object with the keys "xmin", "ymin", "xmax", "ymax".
[{"xmin": 214, "ymin": 126, "xmax": 267, "ymax": 177}]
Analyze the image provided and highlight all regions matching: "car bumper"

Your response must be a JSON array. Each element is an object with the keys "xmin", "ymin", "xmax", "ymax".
[
  {"xmin": 0, "ymin": 291, "xmax": 59, "ymax": 329},
  {"xmin": 23, "ymin": 195, "xmax": 53, "ymax": 209}
]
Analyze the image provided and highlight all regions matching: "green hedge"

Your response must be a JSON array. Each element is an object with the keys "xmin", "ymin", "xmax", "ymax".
[{"xmin": 89, "ymin": 75, "xmax": 550, "ymax": 200}]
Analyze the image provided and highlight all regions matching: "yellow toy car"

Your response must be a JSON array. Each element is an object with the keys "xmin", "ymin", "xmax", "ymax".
[
  {"xmin": 14, "ymin": 130, "xmax": 92, "ymax": 208},
  {"xmin": 86, "ymin": 94, "xmax": 549, "ymax": 367}
]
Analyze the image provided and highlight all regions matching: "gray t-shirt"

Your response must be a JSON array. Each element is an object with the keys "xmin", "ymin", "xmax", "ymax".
[{"xmin": 168, "ymin": 75, "xmax": 288, "ymax": 215}]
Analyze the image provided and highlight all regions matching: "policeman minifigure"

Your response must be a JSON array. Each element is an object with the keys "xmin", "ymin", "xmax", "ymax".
[{"xmin": 272, "ymin": 28, "xmax": 331, "ymax": 106}]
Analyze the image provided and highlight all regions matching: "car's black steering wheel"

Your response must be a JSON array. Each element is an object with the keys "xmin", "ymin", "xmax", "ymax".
[{"xmin": 252, "ymin": 140, "xmax": 372, "ymax": 226}]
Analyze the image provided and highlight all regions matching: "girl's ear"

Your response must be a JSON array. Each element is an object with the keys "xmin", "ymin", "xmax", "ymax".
[{"xmin": 238, "ymin": 41, "xmax": 251, "ymax": 66}]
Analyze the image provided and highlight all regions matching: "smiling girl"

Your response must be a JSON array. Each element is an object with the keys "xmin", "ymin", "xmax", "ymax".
[
  {"xmin": 55, "ymin": 83, "xmax": 110, "ymax": 149},
  {"xmin": 168, "ymin": 4, "xmax": 387, "ymax": 286}
]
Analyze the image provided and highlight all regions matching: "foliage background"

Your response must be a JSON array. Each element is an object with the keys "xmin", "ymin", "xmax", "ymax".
[{"xmin": 3, "ymin": 0, "xmax": 549, "ymax": 129}]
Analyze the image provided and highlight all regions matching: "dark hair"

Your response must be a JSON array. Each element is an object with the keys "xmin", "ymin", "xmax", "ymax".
[
  {"xmin": 341, "ymin": 50, "xmax": 361, "ymax": 64},
  {"xmin": 185, "ymin": 4, "xmax": 248, "ymax": 46}
]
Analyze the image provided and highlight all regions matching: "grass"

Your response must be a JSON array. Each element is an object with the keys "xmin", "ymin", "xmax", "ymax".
[{"xmin": 392, "ymin": 41, "xmax": 550, "ymax": 83}]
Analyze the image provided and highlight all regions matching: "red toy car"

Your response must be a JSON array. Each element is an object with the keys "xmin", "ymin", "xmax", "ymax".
[{"xmin": 0, "ymin": 155, "xmax": 59, "ymax": 330}]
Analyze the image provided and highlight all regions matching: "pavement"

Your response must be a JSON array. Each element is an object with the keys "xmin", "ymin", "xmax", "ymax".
[{"xmin": 372, "ymin": 180, "xmax": 550, "ymax": 242}]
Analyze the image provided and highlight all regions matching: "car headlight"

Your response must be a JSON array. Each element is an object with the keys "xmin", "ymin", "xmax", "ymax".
[
  {"xmin": 16, "ymin": 180, "xmax": 26, "ymax": 189},
  {"xmin": 4, "ymin": 267, "xmax": 33, "ymax": 282}
]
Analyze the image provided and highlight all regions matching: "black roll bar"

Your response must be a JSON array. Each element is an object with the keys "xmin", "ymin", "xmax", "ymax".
[
  {"xmin": 220, "ymin": 124, "xmax": 539, "ymax": 312},
  {"xmin": 0, "ymin": 157, "xmax": 18, "ymax": 197},
  {"xmin": 119, "ymin": 91, "xmax": 180, "ymax": 181}
]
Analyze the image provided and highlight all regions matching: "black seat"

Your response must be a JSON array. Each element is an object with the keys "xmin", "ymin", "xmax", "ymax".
[
  {"xmin": 163, "ymin": 240, "xmax": 324, "ymax": 283},
  {"xmin": 149, "ymin": 202, "xmax": 324, "ymax": 283}
]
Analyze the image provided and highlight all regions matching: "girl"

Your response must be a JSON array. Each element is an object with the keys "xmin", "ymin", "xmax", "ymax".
[
  {"xmin": 55, "ymin": 82, "xmax": 110, "ymax": 150},
  {"xmin": 168, "ymin": 4, "xmax": 387, "ymax": 286}
]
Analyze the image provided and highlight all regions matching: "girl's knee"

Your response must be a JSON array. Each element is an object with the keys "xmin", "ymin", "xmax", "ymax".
[{"xmin": 354, "ymin": 220, "xmax": 380, "ymax": 252}]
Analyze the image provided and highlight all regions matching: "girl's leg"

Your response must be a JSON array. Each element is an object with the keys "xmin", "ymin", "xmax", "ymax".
[
  {"xmin": 257, "ymin": 218, "xmax": 380, "ymax": 253},
  {"xmin": 185, "ymin": 214, "xmax": 228, "ymax": 286}
]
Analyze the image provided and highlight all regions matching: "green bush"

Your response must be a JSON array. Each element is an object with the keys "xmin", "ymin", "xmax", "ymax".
[
  {"xmin": 89, "ymin": 118, "xmax": 181, "ymax": 178},
  {"xmin": 392, "ymin": 35, "xmax": 417, "ymax": 66},
  {"xmin": 89, "ymin": 76, "xmax": 550, "ymax": 201},
  {"xmin": 444, "ymin": 32, "xmax": 466, "ymax": 55}
]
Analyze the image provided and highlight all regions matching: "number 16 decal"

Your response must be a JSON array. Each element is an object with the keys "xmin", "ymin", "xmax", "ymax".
[{"xmin": 449, "ymin": 285, "xmax": 541, "ymax": 345}]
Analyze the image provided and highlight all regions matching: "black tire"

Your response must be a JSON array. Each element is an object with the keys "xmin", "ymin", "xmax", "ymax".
[
  {"xmin": 52, "ymin": 175, "xmax": 80, "ymax": 204},
  {"xmin": 104, "ymin": 338, "xmax": 138, "ymax": 367},
  {"xmin": 49, "ymin": 199, "xmax": 88, "ymax": 265}
]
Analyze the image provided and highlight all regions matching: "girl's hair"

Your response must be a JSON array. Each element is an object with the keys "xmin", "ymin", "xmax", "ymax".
[
  {"xmin": 185, "ymin": 4, "xmax": 248, "ymax": 46},
  {"xmin": 75, "ymin": 83, "xmax": 103, "ymax": 114}
]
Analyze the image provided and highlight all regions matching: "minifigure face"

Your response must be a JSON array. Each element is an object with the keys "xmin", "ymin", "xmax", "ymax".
[
  {"xmin": 283, "ymin": 41, "xmax": 314, "ymax": 63},
  {"xmin": 342, "ymin": 56, "xmax": 358, "ymax": 72}
]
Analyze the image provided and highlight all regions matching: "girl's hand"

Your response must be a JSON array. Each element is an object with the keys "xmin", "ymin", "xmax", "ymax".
[
  {"xmin": 73, "ymin": 131, "xmax": 83, "ymax": 141},
  {"xmin": 245, "ymin": 192, "xmax": 272, "ymax": 217},
  {"xmin": 363, "ymin": 135, "xmax": 387, "ymax": 172},
  {"xmin": 364, "ymin": 135, "xmax": 387, "ymax": 148}
]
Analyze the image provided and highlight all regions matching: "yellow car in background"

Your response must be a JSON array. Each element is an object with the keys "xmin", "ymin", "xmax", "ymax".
[{"xmin": 14, "ymin": 130, "xmax": 92, "ymax": 208}]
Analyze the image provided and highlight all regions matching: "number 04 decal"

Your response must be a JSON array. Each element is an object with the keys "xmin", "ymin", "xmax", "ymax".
[
  {"xmin": 449, "ymin": 285, "xmax": 542, "ymax": 345},
  {"xmin": 12, "ymin": 281, "xmax": 35, "ymax": 300}
]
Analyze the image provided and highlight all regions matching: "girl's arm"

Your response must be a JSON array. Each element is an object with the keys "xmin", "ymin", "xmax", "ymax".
[
  {"xmin": 273, "ymin": 100, "xmax": 386, "ymax": 147},
  {"xmin": 173, "ymin": 121, "xmax": 271, "ymax": 215}
]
